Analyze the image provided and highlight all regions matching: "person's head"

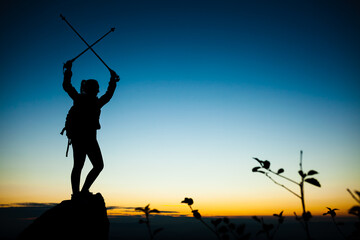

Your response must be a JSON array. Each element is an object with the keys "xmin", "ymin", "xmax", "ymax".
[{"xmin": 80, "ymin": 79, "xmax": 99, "ymax": 96}]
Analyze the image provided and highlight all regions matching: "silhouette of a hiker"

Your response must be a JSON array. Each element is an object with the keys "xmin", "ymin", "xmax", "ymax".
[{"xmin": 62, "ymin": 60, "xmax": 119, "ymax": 199}]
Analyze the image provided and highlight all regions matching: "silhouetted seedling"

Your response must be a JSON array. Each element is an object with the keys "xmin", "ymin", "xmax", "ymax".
[
  {"xmin": 347, "ymin": 189, "xmax": 360, "ymax": 239},
  {"xmin": 135, "ymin": 204, "xmax": 163, "ymax": 240},
  {"xmin": 181, "ymin": 198, "xmax": 250, "ymax": 240},
  {"xmin": 323, "ymin": 207, "xmax": 346, "ymax": 239},
  {"xmin": 252, "ymin": 211, "xmax": 284, "ymax": 240},
  {"xmin": 252, "ymin": 151, "xmax": 320, "ymax": 240}
]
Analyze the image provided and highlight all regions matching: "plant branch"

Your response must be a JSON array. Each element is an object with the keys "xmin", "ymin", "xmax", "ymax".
[
  {"xmin": 267, "ymin": 169, "xmax": 299, "ymax": 185},
  {"xmin": 347, "ymin": 189, "xmax": 360, "ymax": 204},
  {"xmin": 265, "ymin": 173, "xmax": 301, "ymax": 198}
]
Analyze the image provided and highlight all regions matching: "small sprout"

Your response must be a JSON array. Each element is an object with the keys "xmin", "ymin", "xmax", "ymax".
[
  {"xmin": 273, "ymin": 210, "xmax": 285, "ymax": 224},
  {"xmin": 135, "ymin": 204, "xmax": 162, "ymax": 240},
  {"xmin": 277, "ymin": 168, "xmax": 284, "ymax": 174},
  {"xmin": 323, "ymin": 207, "xmax": 338, "ymax": 217}
]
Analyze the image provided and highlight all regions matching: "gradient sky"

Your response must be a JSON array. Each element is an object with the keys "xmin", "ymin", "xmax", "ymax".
[{"xmin": 0, "ymin": 0, "xmax": 359, "ymax": 216}]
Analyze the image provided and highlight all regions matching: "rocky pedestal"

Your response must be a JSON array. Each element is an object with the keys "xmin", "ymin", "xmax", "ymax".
[{"xmin": 18, "ymin": 193, "xmax": 109, "ymax": 240}]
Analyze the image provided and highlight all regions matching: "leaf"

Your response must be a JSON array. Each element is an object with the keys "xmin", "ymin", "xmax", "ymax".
[
  {"xmin": 257, "ymin": 170, "xmax": 265, "ymax": 174},
  {"xmin": 181, "ymin": 197, "xmax": 194, "ymax": 206},
  {"xmin": 253, "ymin": 157, "xmax": 261, "ymax": 163},
  {"xmin": 192, "ymin": 210, "xmax": 202, "ymax": 219},
  {"xmin": 298, "ymin": 170, "xmax": 306, "ymax": 178},
  {"xmin": 252, "ymin": 167, "xmax": 261, "ymax": 172},
  {"xmin": 307, "ymin": 170, "xmax": 319, "ymax": 176},
  {"xmin": 144, "ymin": 204, "xmax": 150, "ymax": 212},
  {"xmin": 153, "ymin": 227, "xmax": 164, "ymax": 236},
  {"xmin": 305, "ymin": 178, "xmax": 321, "ymax": 187},
  {"xmin": 303, "ymin": 211, "xmax": 312, "ymax": 221},
  {"xmin": 149, "ymin": 209, "xmax": 160, "ymax": 214},
  {"xmin": 135, "ymin": 207, "xmax": 145, "ymax": 212},
  {"xmin": 356, "ymin": 191, "xmax": 360, "ymax": 198},
  {"xmin": 263, "ymin": 160, "xmax": 270, "ymax": 169},
  {"xmin": 277, "ymin": 168, "xmax": 284, "ymax": 174},
  {"xmin": 273, "ymin": 211, "xmax": 283, "ymax": 217},
  {"xmin": 348, "ymin": 206, "xmax": 360, "ymax": 216}
]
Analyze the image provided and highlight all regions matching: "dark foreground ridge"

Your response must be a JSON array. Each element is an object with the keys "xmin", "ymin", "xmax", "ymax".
[{"xmin": 17, "ymin": 193, "xmax": 109, "ymax": 240}]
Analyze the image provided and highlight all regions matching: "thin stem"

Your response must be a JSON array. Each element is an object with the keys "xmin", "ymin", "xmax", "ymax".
[
  {"xmin": 271, "ymin": 222, "xmax": 281, "ymax": 240},
  {"xmin": 267, "ymin": 169, "xmax": 299, "ymax": 185},
  {"xmin": 299, "ymin": 151, "xmax": 311, "ymax": 240},
  {"xmin": 228, "ymin": 228, "xmax": 241, "ymax": 240},
  {"xmin": 331, "ymin": 216, "xmax": 346, "ymax": 239},
  {"xmin": 300, "ymin": 150, "xmax": 303, "ymax": 172},
  {"xmin": 199, "ymin": 219, "xmax": 221, "ymax": 240},
  {"xmin": 265, "ymin": 173, "xmax": 301, "ymax": 198},
  {"xmin": 146, "ymin": 216, "xmax": 154, "ymax": 240}
]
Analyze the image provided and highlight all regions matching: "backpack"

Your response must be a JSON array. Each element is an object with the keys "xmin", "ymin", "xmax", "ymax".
[
  {"xmin": 60, "ymin": 106, "xmax": 77, "ymax": 157},
  {"xmin": 60, "ymin": 96, "xmax": 101, "ymax": 157}
]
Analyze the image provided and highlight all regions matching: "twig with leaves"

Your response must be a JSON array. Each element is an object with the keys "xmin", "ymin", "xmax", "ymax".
[
  {"xmin": 135, "ymin": 204, "xmax": 163, "ymax": 240},
  {"xmin": 181, "ymin": 198, "xmax": 221, "ymax": 239},
  {"xmin": 252, "ymin": 151, "xmax": 320, "ymax": 240},
  {"xmin": 181, "ymin": 198, "xmax": 250, "ymax": 240},
  {"xmin": 323, "ymin": 207, "xmax": 346, "ymax": 239}
]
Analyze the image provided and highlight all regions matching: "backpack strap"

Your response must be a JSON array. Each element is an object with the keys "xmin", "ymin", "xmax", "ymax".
[{"xmin": 65, "ymin": 139, "xmax": 72, "ymax": 157}]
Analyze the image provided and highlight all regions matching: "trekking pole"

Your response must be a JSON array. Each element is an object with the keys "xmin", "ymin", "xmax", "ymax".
[
  {"xmin": 60, "ymin": 14, "xmax": 112, "ymax": 71},
  {"xmin": 70, "ymin": 27, "xmax": 115, "ymax": 63}
]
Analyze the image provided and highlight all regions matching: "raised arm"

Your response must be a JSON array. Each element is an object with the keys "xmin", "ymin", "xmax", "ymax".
[
  {"xmin": 99, "ymin": 69, "xmax": 119, "ymax": 108},
  {"xmin": 62, "ymin": 60, "xmax": 78, "ymax": 100}
]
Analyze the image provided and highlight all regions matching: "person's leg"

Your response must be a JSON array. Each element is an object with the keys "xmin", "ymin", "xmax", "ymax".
[
  {"xmin": 81, "ymin": 140, "xmax": 104, "ymax": 193},
  {"xmin": 71, "ymin": 141, "xmax": 86, "ymax": 195}
]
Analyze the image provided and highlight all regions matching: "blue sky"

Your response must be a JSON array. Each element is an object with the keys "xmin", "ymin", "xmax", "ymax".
[{"xmin": 0, "ymin": 0, "xmax": 359, "ymax": 216}]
